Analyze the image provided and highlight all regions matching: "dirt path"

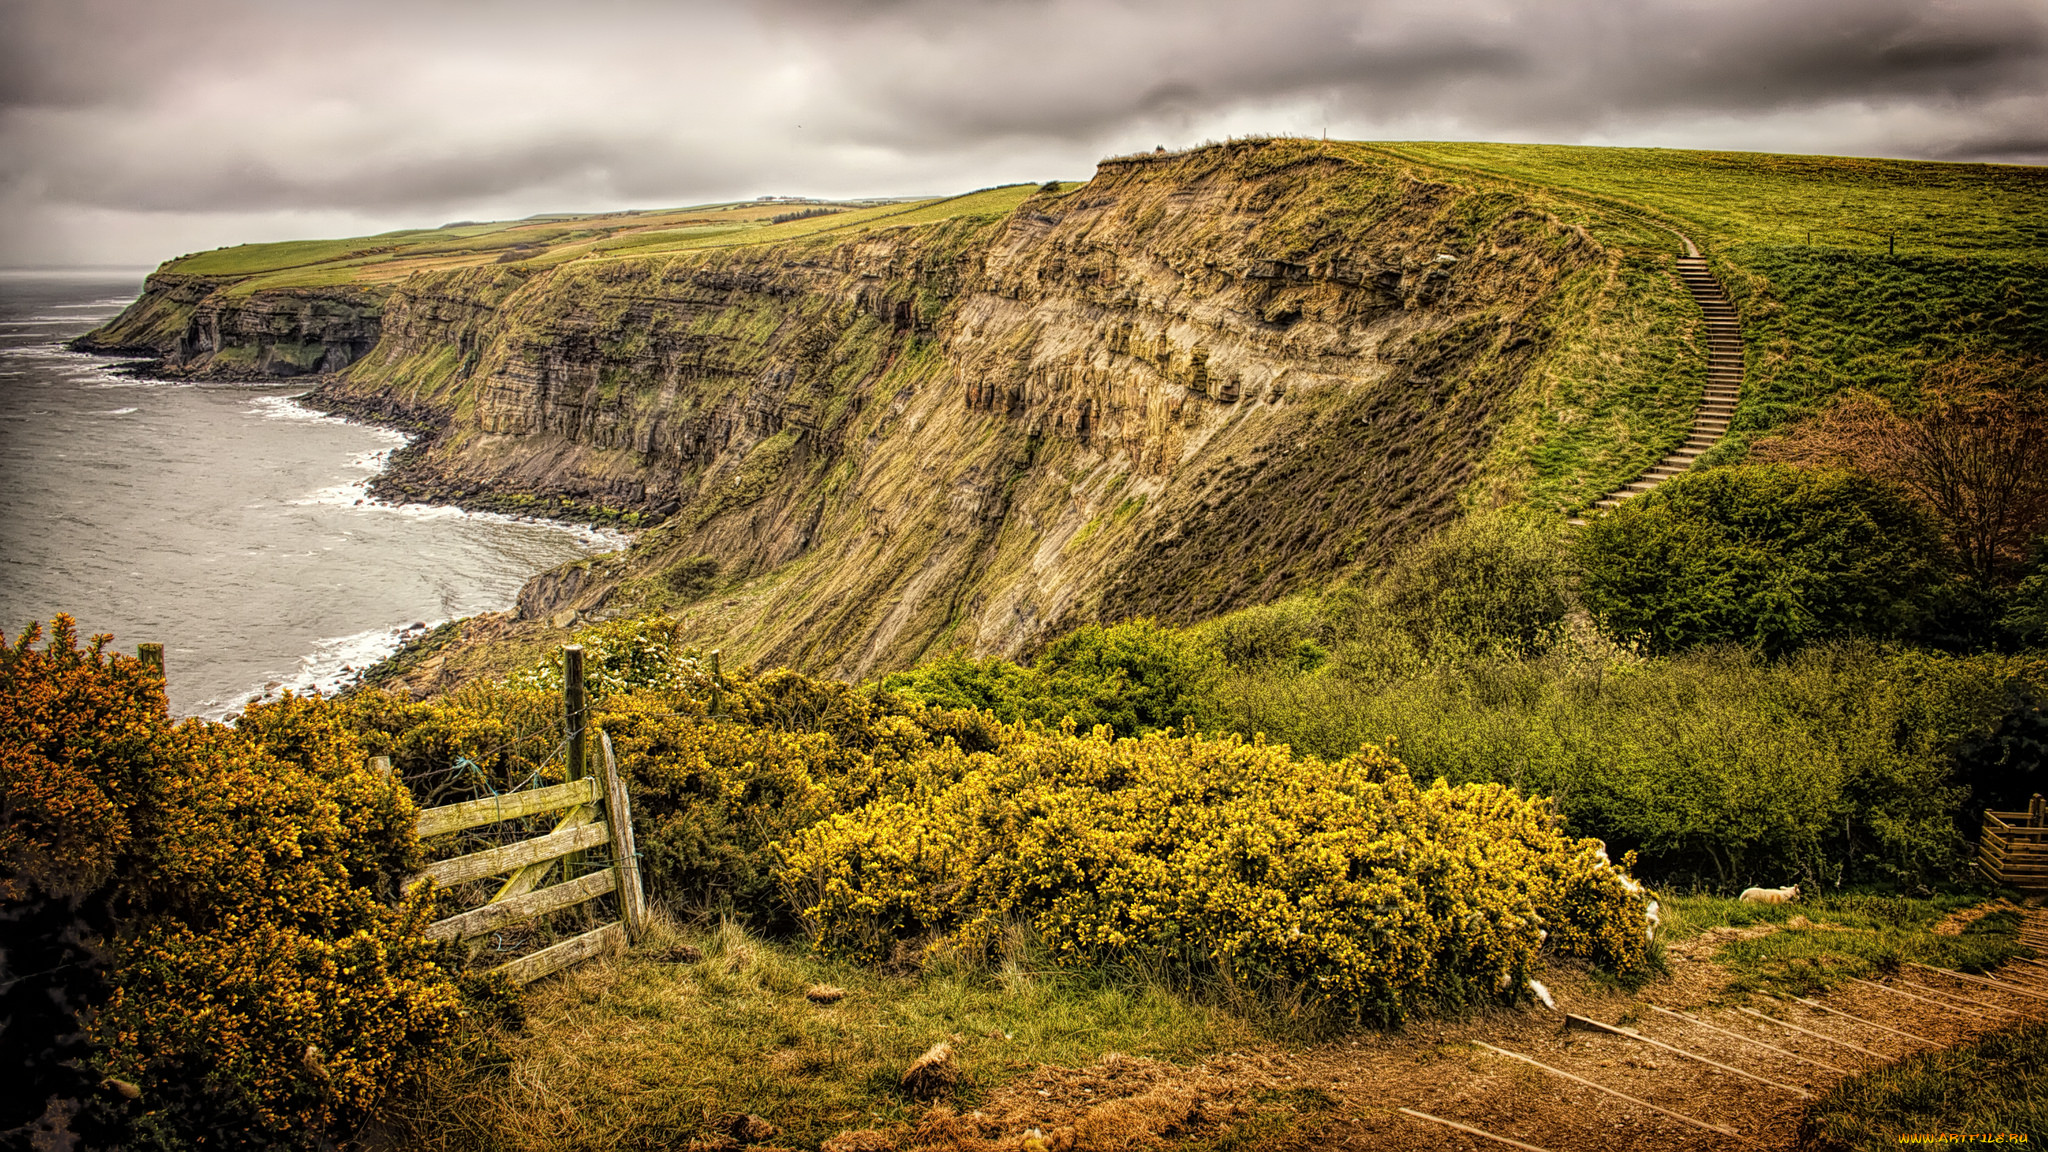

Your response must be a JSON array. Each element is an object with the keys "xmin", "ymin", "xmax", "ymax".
[
  {"xmin": 1258, "ymin": 903, "xmax": 2048, "ymax": 1150},
  {"xmin": 872, "ymin": 904, "xmax": 2048, "ymax": 1151}
]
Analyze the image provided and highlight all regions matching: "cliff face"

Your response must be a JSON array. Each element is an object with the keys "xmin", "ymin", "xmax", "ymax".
[
  {"xmin": 88, "ymin": 140, "xmax": 1642, "ymax": 681},
  {"xmin": 75, "ymin": 273, "xmax": 381, "ymax": 378}
]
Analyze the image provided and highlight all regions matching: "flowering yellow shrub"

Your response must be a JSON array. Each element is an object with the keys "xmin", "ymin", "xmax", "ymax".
[
  {"xmin": 781, "ymin": 727, "xmax": 1651, "ymax": 1022},
  {"xmin": 87, "ymin": 704, "xmax": 476, "ymax": 1146},
  {"xmin": 1, "ymin": 621, "xmax": 474, "ymax": 1149},
  {"xmin": 340, "ymin": 681, "xmax": 566, "ymax": 806}
]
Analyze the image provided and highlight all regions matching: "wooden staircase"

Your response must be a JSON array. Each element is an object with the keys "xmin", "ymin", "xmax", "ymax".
[{"xmin": 1587, "ymin": 253, "xmax": 1744, "ymax": 513}]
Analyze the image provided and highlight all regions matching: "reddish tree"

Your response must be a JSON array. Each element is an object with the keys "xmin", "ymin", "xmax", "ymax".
[{"xmin": 1753, "ymin": 353, "xmax": 2048, "ymax": 584}]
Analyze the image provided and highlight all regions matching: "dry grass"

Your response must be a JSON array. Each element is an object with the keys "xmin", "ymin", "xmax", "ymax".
[{"xmin": 372, "ymin": 914, "xmax": 1262, "ymax": 1151}]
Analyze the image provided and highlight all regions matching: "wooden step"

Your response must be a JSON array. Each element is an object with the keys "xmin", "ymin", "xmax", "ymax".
[{"xmin": 1584, "ymin": 254, "xmax": 1745, "ymax": 512}]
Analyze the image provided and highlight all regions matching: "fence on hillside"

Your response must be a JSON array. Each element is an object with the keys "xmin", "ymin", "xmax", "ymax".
[
  {"xmin": 1978, "ymin": 794, "xmax": 2048, "ymax": 893},
  {"xmin": 140, "ymin": 640, "xmax": 653, "ymax": 985}
]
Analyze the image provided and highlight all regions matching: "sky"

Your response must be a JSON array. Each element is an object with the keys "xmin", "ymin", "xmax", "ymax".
[{"xmin": 3, "ymin": 0, "xmax": 2045, "ymax": 269}]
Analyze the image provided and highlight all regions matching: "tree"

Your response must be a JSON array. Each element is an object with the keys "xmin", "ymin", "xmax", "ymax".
[
  {"xmin": 1753, "ymin": 353, "xmax": 2048, "ymax": 585},
  {"xmin": 1577, "ymin": 466, "xmax": 1945, "ymax": 656}
]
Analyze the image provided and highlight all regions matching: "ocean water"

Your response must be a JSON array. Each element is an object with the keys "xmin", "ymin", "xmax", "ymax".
[{"xmin": 0, "ymin": 270, "xmax": 619, "ymax": 718}]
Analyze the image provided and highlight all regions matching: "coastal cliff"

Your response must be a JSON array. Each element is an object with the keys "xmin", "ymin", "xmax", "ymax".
[{"xmin": 81, "ymin": 140, "xmax": 1700, "ymax": 681}]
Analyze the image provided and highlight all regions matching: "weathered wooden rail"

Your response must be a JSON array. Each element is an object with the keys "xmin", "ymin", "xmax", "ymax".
[
  {"xmin": 138, "ymin": 639, "xmax": 655, "ymax": 986},
  {"xmin": 401, "ymin": 644, "xmax": 648, "ymax": 985},
  {"xmin": 1978, "ymin": 795, "xmax": 2048, "ymax": 893}
]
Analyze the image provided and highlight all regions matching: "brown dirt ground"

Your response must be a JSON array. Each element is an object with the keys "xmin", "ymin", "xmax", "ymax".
[{"xmin": 821, "ymin": 906, "xmax": 2048, "ymax": 1151}]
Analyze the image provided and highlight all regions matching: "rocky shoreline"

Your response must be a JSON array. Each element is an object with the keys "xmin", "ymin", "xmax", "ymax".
[{"xmin": 300, "ymin": 381, "xmax": 661, "ymax": 529}]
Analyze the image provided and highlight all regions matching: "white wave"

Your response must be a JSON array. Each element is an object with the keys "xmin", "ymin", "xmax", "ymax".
[
  {"xmin": 100, "ymin": 407, "xmax": 139, "ymax": 415},
  {"xmin": 360, "ymin": 498, "xmax": 634, "ymax": 550},
  {"xmin": 249, "ymin": 394, "xmax": 409, "ymax": 443},
  {"xmin": 220, "ymin": 622, "xmax": 438, "ymax": 716}
]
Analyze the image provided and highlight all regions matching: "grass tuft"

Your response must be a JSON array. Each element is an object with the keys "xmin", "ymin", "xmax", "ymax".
[{"xmin": 1802, "ymin": 1020, "xmax": 2048, "ymax": 1149}]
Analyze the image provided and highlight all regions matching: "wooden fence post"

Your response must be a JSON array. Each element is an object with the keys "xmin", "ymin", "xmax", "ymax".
[
  {"xmin": 563, "ymin": 645, "xmax": 588, "ymax": 781},
  {"xmin": 709, "ymin": 649, "xmax": 723, "ymax": 718},
  {"xmin": 2031, "ymin": 793, "xmax": 2043, "ymax": 828},
  {"xmin": 599, "ymin": 731, "xmax": 646, "ymax": 939},
  {"xmin": 562, "ymin": 644, "xmax": 589, "ymax": 875}
]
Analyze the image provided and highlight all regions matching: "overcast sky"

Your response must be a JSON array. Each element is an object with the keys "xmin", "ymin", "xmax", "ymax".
[{"xmin": 3, "ymin": 0, "xmax": 2044, "ymax": 268}]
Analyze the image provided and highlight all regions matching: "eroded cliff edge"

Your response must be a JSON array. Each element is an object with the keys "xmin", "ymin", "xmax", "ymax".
[{"xmin": 83, "ymin": 140, "xmax": 1680, "ymax": 681}]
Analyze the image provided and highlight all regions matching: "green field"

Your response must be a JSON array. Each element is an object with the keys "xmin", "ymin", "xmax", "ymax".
[
  {"xmin": 1373, "ymin": 142, "xmax": 2048, "ymax": 257},
  {"xmin": 1369, "ymin": 143, "xmax": 2048, "ymax": 439},
  {"xmin": 158, "ymin": 187, "xmax": 1051, "ymax": 291}
]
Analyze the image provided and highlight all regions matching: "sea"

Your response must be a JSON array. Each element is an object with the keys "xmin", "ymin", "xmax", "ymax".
[{"xmin": 0, "ymin": 269, "xmax": 620, "ymax": 718}]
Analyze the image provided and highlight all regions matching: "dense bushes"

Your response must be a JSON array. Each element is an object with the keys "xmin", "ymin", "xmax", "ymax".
[
  {"xmin": 1577, "ymin": 465, "xmax": 1945, "ymax": 656},
  {"xmin": 883, "ymin": 618, "xmax": 1219, "ymax": 737},
  {"xmin": 780, "ymin": 727, "xmax": 1651, "ymax": 1024},
  {"xmin": 1211, "ymin": 626, "xmax": 2046, "ymax": 889},
  {"xmin": 1381, "ymin": 508, "xmax": 1577, "ymax": 656},
  {"xmin": 1, "ymin": 619, "xmax": 472, "ymax": 1151}
]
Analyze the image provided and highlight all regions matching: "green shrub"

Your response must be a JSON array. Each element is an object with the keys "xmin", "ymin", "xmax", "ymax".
[
  {"xmin": 515, "ymin": 615, "xmax": 694, "ymax": 699},
  {"xmin": 1192, "ymin": 596, "xmax": 1333, "ymax": 672},
  {"xmin": 596, "ymin": 706, "xmax": 837, "ymax": 930},
  {"xmin": 1382, "ymin": 507, "xmax": 1577, "ymax": 655},
  {"xmin": 884, "ymin": 618, "xmax": 1220, "ymax": 738},
  {"xmin": 1030, "ymin": 619, "xmax": 1222, "ymax": 736},
  {"xmin": 1578, "ymin": 465, "xmax": 1945, "ymax": 656},
  {"xmin": 1209, "ymin": 638, "xmax": 2036, "ymax": 889},
  {"xmin": 2002, "ymin": 561, "xmax": 2048, "ymax": 645}
]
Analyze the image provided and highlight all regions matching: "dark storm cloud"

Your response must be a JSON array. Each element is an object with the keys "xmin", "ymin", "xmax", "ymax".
[
  {"xmin": 2, "ymin": 0, "xmax": 2044, "ymax": 266},
  {"xmin": 778, "ymin": 0, "xmax": 2048, "ymax": 145}
]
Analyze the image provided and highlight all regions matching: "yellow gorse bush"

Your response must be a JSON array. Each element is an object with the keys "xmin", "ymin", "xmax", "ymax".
[
  {"xmin": 2, "ymin": 624, "xmax": 475, "ymax": 1149},
  {"xmin": 781, "ymin": 726, "xmax": 1650, "ymax": 1023}
]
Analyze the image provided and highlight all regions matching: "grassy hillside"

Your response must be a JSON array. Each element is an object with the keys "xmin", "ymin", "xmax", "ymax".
[
  {"xmin": 1373, "ymin": 144, "xmax": 2048, "ymax": 438},
  {"xmin": 162, "ymin": 187, "xmax": 1052, "ymax": 293}
]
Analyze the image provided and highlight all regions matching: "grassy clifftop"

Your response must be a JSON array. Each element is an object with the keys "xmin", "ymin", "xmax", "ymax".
[
  {"xmin": 1375, "ymin": 143, "xmax": 2048, "ymax": 435},
  {"xmin": 155, "ymin": 187, "xmax": 1050, "ymax": 288}
]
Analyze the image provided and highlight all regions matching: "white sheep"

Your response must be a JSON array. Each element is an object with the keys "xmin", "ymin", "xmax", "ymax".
[
  {"xmin": 1739, "ymin": 884, "xmax": 1801, "ymax": 904},
  {"xmin": 1645, "ymin": 899, "xmax": 1661, "ymax": 941}
]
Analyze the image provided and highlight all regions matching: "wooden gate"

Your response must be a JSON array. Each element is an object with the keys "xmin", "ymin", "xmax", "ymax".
[
  {"xmin": 402, "ymin": 645, "xmax": 647, "ymax": 984},
  {"xmin": 1977, "ymin": 794, "xmax": 2048, "ymax": 894}
]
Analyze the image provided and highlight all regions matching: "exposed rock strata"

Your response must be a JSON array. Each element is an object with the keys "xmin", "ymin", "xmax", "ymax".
[{"xmin": 83, "ymin": 140, "xmax": 1613, "ymax": 681}]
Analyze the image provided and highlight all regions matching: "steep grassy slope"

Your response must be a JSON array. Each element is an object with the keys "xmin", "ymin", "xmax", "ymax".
[{"xmin": 78, "ymin": 139, "xmax": 2039, "ymax": 683}]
